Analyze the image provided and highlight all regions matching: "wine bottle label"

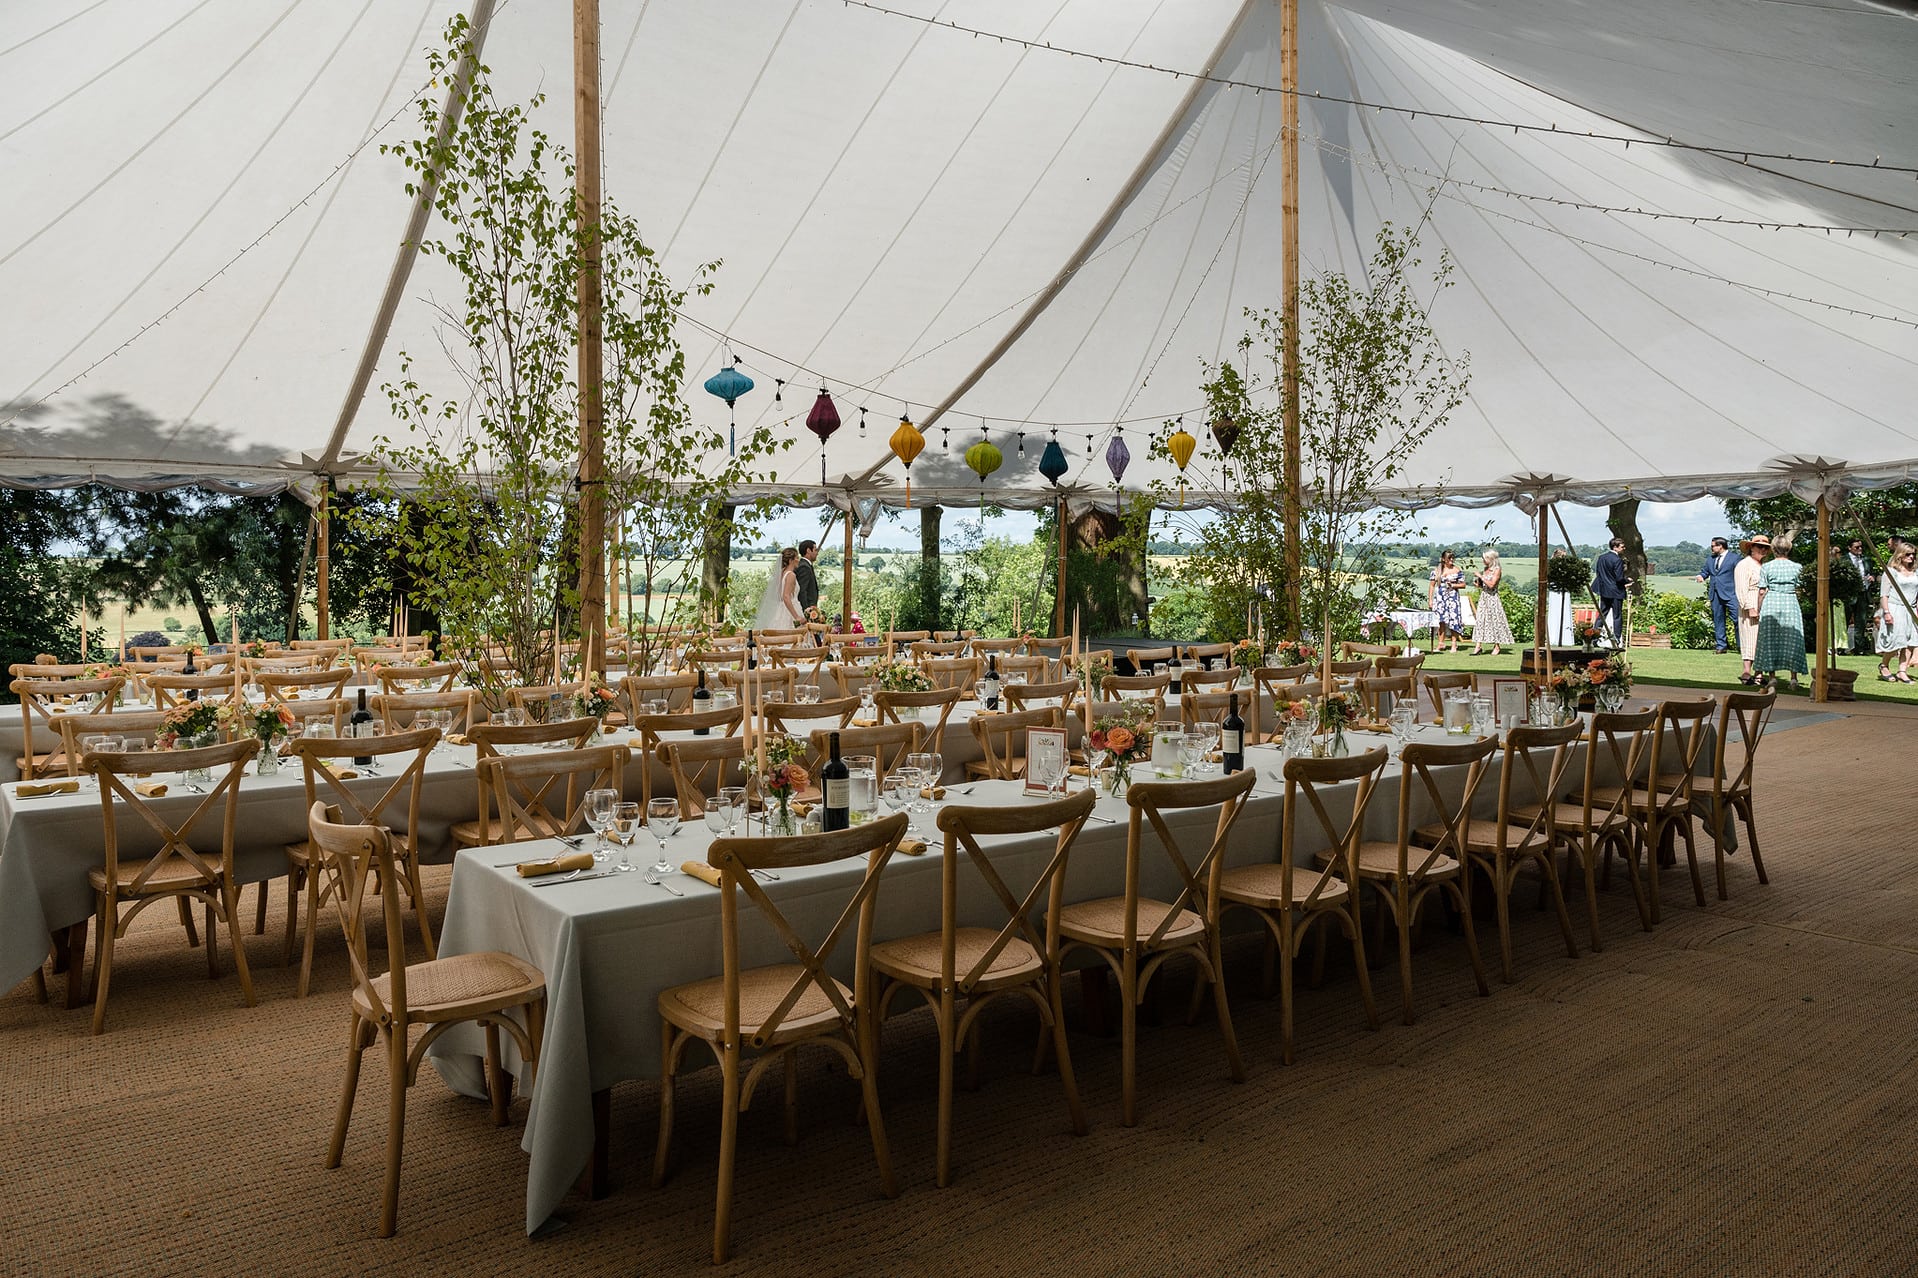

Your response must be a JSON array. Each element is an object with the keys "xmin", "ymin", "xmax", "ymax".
[
  {"xmin": 1222, "ymin": 729, "xmax": 1241, "ymax": 753},
  {"xmin": 826, "ymin": 778, "xmax": 850, "ymax": 808}
]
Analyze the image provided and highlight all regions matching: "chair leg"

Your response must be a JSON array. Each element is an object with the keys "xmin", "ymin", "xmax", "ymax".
[
  {"xmin": 1342, "ymin": 904, "xmax": 1379, "ymax": 1031},
  {"xmin": 30, "ymin": 963, "xmax": 48, "ymax": 1004},
  {"xmin": 1578, "ymin": 845, "xmax": 1605, "ymax": 951},
  {"xmin": 1277, "ymin": 916, "xmax": 1297, "ymax": 1066},
  {"xmin": 1120, "ymin": 951, "xmax": 1139, "ymax": 1128},
  {"xmin": 651, "ymin": 1022, "xmax": 677, "ymax": 1189},
  {"xmin": 782, "ymin": 1050, "xmax": 800, "ymax": 1147},
  {"xmin": 1742, "ymin": 802, "xmax": 1768, "ymax": 885},
  {"xmin": 328, "ymin": 1015, "xmax": 371, "ymax": 1168},
  {"xmin": 935, "ymin": 992, "xmax": 956, "ymax": 1187},
  {"xmin": 1621, "ymin": 831, "xmax": 1655, "ymax": 930},
  {"xmin": 90, "ymin": 900, "xmax": 115, "ymax": 1037},
  {"xmin": 64, "ymin": 920, "xmax": 89, "ymax": 1009},
  {"xmin": 1540, "ymin": 855, "xmax": 1580, "ymax": 959},
  {"xmin": 1712, "ymin": 801, "xmax": 1732, "ymax": 901},
  {"xmin": 254, "ymin": 880, "xmax": 270, "ymax": 935},
  {"xmin": 177, "ymin": 896, "xmax": 200, "ymax": 947},
  {"xmin": 222, "ymin": 881, "xmax": 256, "ymax": 1008},
  {"xmin": 1207, "ymin": 933, "xmax": 1245, "ymax": 1083},
  {"xmin": 1490, "ymin": 861, "xmax": 1515, "ymax": 982},
  {"xmin": 299, "ymin": 865, "xmax": 323, "ymax": 998},
  {"xmin": 858, "ymin": 1000, "xmax": 898, "ymax": 1200},
  {"xmin": 1680, "ymin": 818, "xmax": 1706, "ymax": 907},
  {"xmin": 1454, "ymin": 881, "xmax": 1490, "ymax": 997},
  {"xmin": 204, "ymin": 899, "xmax": 220, "ymax": 979},
  {"xmin": 404, "ymin": 855, "xmax": 437, "ymax": 959},
  {"xmin": 379, "ymin": 1032, "xmax": 407, "ymax": 1237},
  {"xmin": 283, "ymin": 864, "xmax": 303, "ymax": 966},
  {"xmin": 523, "ymin": 998, "xmax": 546, "ymax": 1094},
  {"xmin": 712, "ymin": 1049, "xmax": 742, "ymax": 1265},
  {"xmin": 1046, "ymin": 969, "xmax": 1088, "ymax": 1138},
  {"xmin": 1394, "ymin": 885, "xmax": 1417, "ymax": 1026},
  {"xmin": 484, "ymin": 1022, "xmax": 507, "ymax": 1127}
]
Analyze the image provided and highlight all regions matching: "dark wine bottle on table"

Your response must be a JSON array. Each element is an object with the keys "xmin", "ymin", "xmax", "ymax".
[
  {"xmin": 1221, "ymin": 693, "xmax": 1245, "ymax": 774},
  {"xmin": 821, "ymin": 731, "xmax": 850, "ymax": 832},
  {"xmin": 982, "ymin": 655, "xmax": 1002, "ymax": 710},
  {"xmin": 350, "ymin": 688, "xmax": 375, "ymax": 766},
  {"xmin": 691, "ymin": 668, "xmax": 712, "ymax": 734},
  {"xmin": 746, "ymin": 630, "xmax": 758, "ymax": 670},
  {"xmin": 1168, "ymin": 651, "xmax": 1183, "ymax": 696}
]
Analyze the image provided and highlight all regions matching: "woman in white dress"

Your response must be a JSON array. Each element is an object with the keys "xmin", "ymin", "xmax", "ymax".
[
  {"xmin": 1470, "ymin": 549, "xmax": 1514, "ymax": 655},
  {"xmin": 753, "ymin": 548, "xmax": 803, "ymax": 630},
  {"xmin": 1734, "ymin": 533, "xmax": 1768, "ymax": 684},
  {"xmin": 1877, "ymin": 540, "xmax": 1918, "ymax": 683}
]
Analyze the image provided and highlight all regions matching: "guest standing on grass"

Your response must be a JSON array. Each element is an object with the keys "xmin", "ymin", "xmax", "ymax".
[
  {"xmin": 1592, "ymin": 538, "xmax": 1630, "ymax": 646},
  {"xmin": 1753, "ymin": 531, "xmax": 1808, "ymax": 692},
  {"xmin": 1735, "ymin": 533, "xmax": 1768, "ymax": 684},
  {"xmin": 1469, "ymin": 549, "xmax": 1513, "ymax": 656},
  {"xmin": 1877, "ymin": 539, "xmax": 1918, "ymax": 683},
  {"xmin": 1428, "ymin": 550, "xmax": 1467, "ymax": 653},
  {"xmin": 1694, "ymin": 536, "xmax": 1741, "ymax": 654}
]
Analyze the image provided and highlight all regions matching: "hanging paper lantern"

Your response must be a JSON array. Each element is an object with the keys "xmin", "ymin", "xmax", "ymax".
[
  {"xmin": 1209, "ymin": 414, "xmax": 1240, "ymax": 458},
  {"xmin": 1039, "ymin": 439, "xmax": 1069, "ymax": 486},
  {"xmin": 806, "ymin": 389, "xmax": 841, "ymax": 485},
  {"xmin": 1167, "ymin": 422, "xmax": 1197, "ymax": 507},
  {"xmin": 890, "ymin": 413, "xmax": 925, "ymax": 507},
  {"xmin": 1105, "ymin": 434, "xmax": 1131, "ymax": 513},
  {"xmin": 703, "ymin": 362, "xmax": 754, "ymax": 456},
  {"xmin": 964, "ymin": 437, "xmax": 1003, "ymax": 516}
]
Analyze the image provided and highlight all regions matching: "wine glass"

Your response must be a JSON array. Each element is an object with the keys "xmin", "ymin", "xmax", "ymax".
[
  {"xmin": 883, "ymin": 769, "xmax": 918, "ymax": 833},
  {"xmin": 859, "ymin": 685, "xmax": 876, "ymax": 720},
  {"xmin": 717, "ymin": 785, "xmax": 747, "ymax": 835},
  {"xmin": 584, "ymin": 787, "xmax": 619, "ymax": 862},
  {"xmin": 608, "ymin": 801, "xmax": 641, "ymax": 873},
  {"xmin": 646, "ymin": 797, "xmax": 680, "ymax": 881},
  {"xmin": 1178, "ymin": 732, "xmax": 1203, "ymax": 779},
  {"xmin": 922, "ymin": 751, "xmax": 943, "ymax": 789},
  {"xmin": 1195, "ymin": 722, "xmax": 1222, "ymax": 774}
]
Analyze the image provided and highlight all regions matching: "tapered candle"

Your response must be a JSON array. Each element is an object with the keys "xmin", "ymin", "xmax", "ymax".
[
  {"xmin": 1013, "ymin": 598, "xmax": 1021, "ymax": 634},
  {"xmin": 118, "ymin": 607, "xmax": 126, "ymax": 663},
  {"xmin": 79, "ymin": 601, "xmax": 87, "ymax": 662},
  {"xmin": 232, "ymin": 609, "xmax": 244, "ymax": 703}
]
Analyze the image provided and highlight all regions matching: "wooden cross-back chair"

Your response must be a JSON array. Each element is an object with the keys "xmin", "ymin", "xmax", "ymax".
[
  {"xmin": 9, "ymin": 662, "xmax": 87, "ymax": 680},
  {"xmin": 1340, "ymin": 735, "xmax": 1496, "ymax": 1025},
  {"xmin": 1353, "ymin": 674, "xmax": 1414, "ymax": 722},
  {"xmin": 869, "ymin": 790, "xmax": 1097, "ymax": 1186},
  {"xmin": 1374, "ymin": 653, "xmax": 1426, "ymax": 678},
  {"xmin": 144, "ymin": 671, "xmax": 238, "ymax": 711},
  {"xmin": 965, "ymin": 707, "xmax": 1060, "ymax": 781},
  {"xmin": 373, "ymin": 661, "xmax": 461, "ymax": 695},
  {"xmin": 307, "ymin": 804, "xmax": 546, "ymax": 1238},
  {"xmin": 622, "ymin": 672, "xmax": 700, "ymax": 718},
  {"xmin": 1585, "ymin": 698, "xmax": 1715, "ymax": 927},
  {"xmin": 810, "ymin": 721, "xmax": 923, "ymax": 784},
  {"xmin": 353, "ymin": 648, "xmax": 408, "ymax": 675},
  {"xmin": 1102, "ymin": 672, "xmax": 1169, "ymax": 711},
  {"xmin": 967, "ymin": 637, "xmax": 1026, "ymax": 657},
  {"xmin": 371, "ymin": 690, "xmax": 477, "ymax": 734},
  {"xmin": 1124, "ymin": 646, "xmax": 1177, "ymax": 674},
  {"xmin": 918, "ymin": 657, "xmax": 981, "ymax": 694},
  {"xmin": 507, "ymin": 683, "xmax": 586, "ymax": 719},
  {"xmin": 281, "ymin": 698, "xmax": 350, "ymax": 738},
  {"xmin": 1515, "ymin": 707, "xmax": 1656, "ymax": 953},
  {"xmin": 85, "ymin": 738, "xmax": 259, "ymax": 1034},
  {"xmin": 477, "ymin": 744, "xmax": 628, "ymax": 848},
  {"xmin": 828, "ymin": 662, "xmax": 880, "ymax": 702},
  {"xmin": 1182, "ymin": 642, "xmax": 1233, "ymax": 667},
  {"xmin": 765, "ymin": 645, "xmax": 828, "ymax": 681},
  {"xmin": 1004, "ymin": 678, "xmax": 1078, "ymax": 716},
  {"xmin": 653, "ymin": 815, "xmax": 906, "ymax": 1264},
  {"xmin": 54, "ymin": 710, "xmax": 170, "ymax": 776},
  {"xmin": 1422, "ymin": 671, "xmax": 1476, "ymax": 718},
  {"xmin": 1052, "ymin": 771, "xmax": 1254, "ymax": 1125},
  {"xmin": 1250, "ymin": 664, "xmax": 1313, "ymax": 743},
  {"xmin": 1340, "ymin": 640, "xmax": 1401, "ymax": 660},
  {"xmin": 995, "ymin": 654, "xmax": 1051, "ymax": 686},
  {"xmin": 684, "ymin": 650, "xmax": 747, "ymax": 675},
  {"xmin": 883, "ymin": 629, "xmax": 930, "ymax": 656},
  {"xmin": 1025, "ymin": 635, "xmax": 1069, "ymax": 661},
  {"xmin": 1327, "ymin": 659, "xmax": 1372, "ymax": 678},
  {"xmin": 910, "ymin": 640, "xmax": 968, "ymax": 660},
  {"xmin": 1420, "ymin": 722, "xmax": 1582, "ymax": 983},
  {"xmin": 1704, "ymin": 690, "xmax": 1776, "ymax": 902},
  {"xmin": 283, "ymin": 727, "xmax": 441, "ymax": 997},
  {"xmin": 288, "ymin": 638, "xmax": 354, "ymax": 655},
  {"xmin": 752, "ymin": 628, "xmax": 809, "ymax": 647},
  {"xmin": 875, "ymin": 686, "xmax": 964, "ymax": 753},
  {"xmin": 242, "ymin": 653, "xmax": 328, "ymax": 675},
  {"xmin": 764, "ymin": 696, "xmax": 861, "ymax": 738},
  {"xmin": 13, "ymin": 675, "xmax": 124, "ymax": 779},
  {"xmin": 1215, "ymin": 748, "xmax": 1384, "ymax": 1065},
  {"xmin": 126, "ymin": 644, "xmax": 194, "ymax": 662},
  {"xmin": 656, "ymin": 736, "xmax": 750, "ymax": 819},
  {"xmin": 1179, "ymin": 690, "xmax": 1240, "ymax": 729},
  {"xmin": 717, "ymin": 667, "xmax": 797, "ymax": 703},
  {"xmin": 452, "ymin": 718, "xmax": 597, "ymax": 847},
  {"xmin": 257, "ymin": 666, "xmax": 352, "ymax": 708},
  {"xmin": 1175, "ymin": 666, "xmax": 1238, "ymax": 694}
]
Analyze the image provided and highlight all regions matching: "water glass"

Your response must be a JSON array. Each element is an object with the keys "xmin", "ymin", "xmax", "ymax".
[
  {"xmin": 646, "ymin": 797, "xmax": 680, "ymax": 877},
  {"xmin": 1195, "ymin": 722, "xmax": 1222, "ymax": 774},
  {"xmin": 717, "ymin": 786, "xmax": 747, "ymax": 834},
  {"xmin": 306, "ymin": 721, "xmax": 336, "ymax": 740},
  {"xmin": 883, "ymin": 770, "xmax": 917, "ymax": 831},
  {"xmin": 844, "ymin": 755, "xmax": 877, "ymax": 822},
  {"xmin": 1282, "ymin": 720, "xmax": 1312, "ymax": 760},
  {"xmin": 1471, "ymin": 696, "xmax": 1494, "ymax": 738},
  {"xmin": 643, "ymin": 698, "xmax": 667, "ymax": 719},
  {"xmin": 609, "ymin": 801, "xmax": 641, "ymax": 872},
  {"xmin": 1178, "ymin": 732, "xmax": 1204, "ymax": 778},
  {"xmin": 584, "ymin": 786, "xmax": 619, "ymax": 862},
  {"xmin": 795, "ymin": 684, "xmax": 820, "ymax": 706}
]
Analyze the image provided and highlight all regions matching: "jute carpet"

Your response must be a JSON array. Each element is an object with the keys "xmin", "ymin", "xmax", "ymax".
[{"xmin": 5, "ymin": 711, "xmax": 1915, "ymax": 1276}]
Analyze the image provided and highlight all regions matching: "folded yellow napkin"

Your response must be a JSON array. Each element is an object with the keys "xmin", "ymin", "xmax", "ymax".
[
  {"xmin": 445, "ymin": 733, "xmax": 470, "ymax": 746},
  {"xmin": 896, "ymin": 838, "xmax": 928, "ymax": 856},
  {"xmin": 134, "ymin": 781, "xmax": 169, "ymax": 798},
  {"xmin": 333, "ymin": 768, "xmax": 360, "ymax": 780},
  {"xmin": 790, "ymin": 800, "xmax": 816, "ymax": 818},
  {"xmin": 16, "ymin": 779, "xmax": 80, "ymax": 797},
  {"xmin": 1068, "ymin": 765, "xmax": 1091, "ymax": 777},
  {"xmin": 851, "ymin": 717, "xmax": 879, "ymax": 728},
  {"xmin": 680, "ymin": 860, "xmax": 723, "ymax": 887},
  {"xmin": 917, "ymin": 785, "xmax": 948, "ymax": 800},
  {"xmin": 515, "ymin": 850, "xmax": 594, "ymax": 878}
]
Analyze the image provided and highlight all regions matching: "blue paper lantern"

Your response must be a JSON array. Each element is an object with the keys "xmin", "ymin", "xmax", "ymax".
[
  {"xmin": 703, "ymin": 362, "xmax": 754, "ymax": 456},
  {"xmin": 1039, "ymin": 439, "xmax": 1068, "ymax": 486}
]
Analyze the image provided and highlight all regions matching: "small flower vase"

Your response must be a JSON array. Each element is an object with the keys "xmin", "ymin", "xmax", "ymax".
[
  {"xmin": 255, "ymin": 739, "xmax": 282, "ymax": 776},
  {"xmin": 769, "ymin": 793, "xmax": 797, "ymax": 837},
  {"xmin": 1557, "ymin": 690, "xmax": 1582, "ymax": 724},
  {"xmin": 1104, "ymin": 760, "xmax": 1132, "ymax": 797},
  {"xmin": 183, "ymin": 732, "xmax": 216, "ymax": 783},
  {"xmin": 587, "ymin": 720, "xmax": 604, "ymax": 746},
  {"xmin": 1328, "ymin": 725, "xmax": 1350, "ymax": 757}
]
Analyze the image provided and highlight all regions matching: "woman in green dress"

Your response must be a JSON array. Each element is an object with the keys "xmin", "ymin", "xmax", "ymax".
[{"xmin": 1753, "ymin": 530, "xmax": 1808, "ymax": 690}]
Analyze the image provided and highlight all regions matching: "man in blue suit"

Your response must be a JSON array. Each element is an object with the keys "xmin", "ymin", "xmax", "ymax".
[
  {"xmin": 1694, "ymin": 536, "xmax": 1742, "ymax": 653},
  {"xmin": 1592, "ymin": 537, "xmax": 1631, "ymax": 646}
]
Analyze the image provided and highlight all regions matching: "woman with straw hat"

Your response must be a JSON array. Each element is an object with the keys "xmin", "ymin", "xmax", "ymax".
[{"xmin": 1734, "ymin": 534, "xmax": 1769, "ymax": 685}]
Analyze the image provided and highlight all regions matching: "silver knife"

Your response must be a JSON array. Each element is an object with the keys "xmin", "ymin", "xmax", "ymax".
[{"xmin": 525, "ymin": 869, "xmax": 620, "ymax": 887}]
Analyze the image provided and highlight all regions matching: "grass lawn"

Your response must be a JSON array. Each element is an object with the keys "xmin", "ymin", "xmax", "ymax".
[{"xmin": 1417, "ymin": 646, "xmax": 1918, "ymax": 705}]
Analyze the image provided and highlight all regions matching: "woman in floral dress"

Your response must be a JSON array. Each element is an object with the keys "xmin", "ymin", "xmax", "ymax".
[
  {"xmin": 1428, "ymin": 550, "xmax": 1467, "ymax": 653},
  {"xmin": 1470, "ymin": 549, "xmax": 1514, "ymax": 655},
  {"xmin": 1753, "ymin": 531, "xmax": 1808, "ymax": 690}
]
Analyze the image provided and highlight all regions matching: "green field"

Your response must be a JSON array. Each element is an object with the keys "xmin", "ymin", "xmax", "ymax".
[{"xmin": 1418, "ymin": 647, "xmax": 1913, "ymax": 704}]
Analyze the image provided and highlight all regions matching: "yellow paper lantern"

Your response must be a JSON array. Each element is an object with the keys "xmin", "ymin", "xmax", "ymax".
[
  {"xmin": 890, "ymin": 414, "xmax": 925, "ymax": 507},
  {"xmin": 1167, "ymin": 423, "xmax": 1197, "ymax": 506}
]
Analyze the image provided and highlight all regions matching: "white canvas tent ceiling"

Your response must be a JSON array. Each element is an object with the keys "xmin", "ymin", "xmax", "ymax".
[{"xmin": 2, "ymin": 0, "xmax": 1914, "ymax": 512}]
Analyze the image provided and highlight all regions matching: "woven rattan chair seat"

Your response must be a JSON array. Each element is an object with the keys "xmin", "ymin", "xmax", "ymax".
[
  {"xmin": 450, "ymin": 811, "xmax": 560, "ymax": 847},
  {"xmin": 1054, "ymin": 895, "xmax": 1203, "ymax": 948},
  {"xmin": 1510, "ymin": 802, "xmax": 1630, "ymax": 834},
  {"xmin": 353, "ymin": 951, "xmax": 544, "ymax": 1024},
  {"xmin": 87, "ymin": 855, "xmax": 223, "ymax": 893},
  {"xmin": 1351, "ymin": 840, "xmax": 1462, "ymax": 879},
  {"xmin": 870, "ymin": 928, "xmax": 1042, "ymax": 989},
  {"xmin": 658, "ymin": 964, "xmax": 850, "ymax": 1042},
  {"xmin": 1412, "ymin": 818, "xmax": 1551, "ymax": 856},
  {"xmin": 1216, "ymin": 861, "xmax": 1349, "ymax": 909}
]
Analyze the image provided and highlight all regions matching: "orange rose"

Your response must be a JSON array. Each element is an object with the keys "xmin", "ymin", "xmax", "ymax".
[{"xmin": 1105, "ymin": 726, "xmax": 1135, "ymax": 754}]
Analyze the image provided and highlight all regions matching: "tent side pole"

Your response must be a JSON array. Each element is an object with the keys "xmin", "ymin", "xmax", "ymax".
[
  {"xmin": 842, "ymin": 510, "xmax": 854, "ymax": 631},
  {"xmin": 1814, "ymin": 497, "xmax": 1831, "ymax": 702},
  {"xmin": 316, "ymin": 480, "xmax": 331, "ymax": 641},
  {"xmin": 1055, "ymin": 496, "xmax": 1068, "ymax": 637},
  {"xmin": 1281, "ymin": 0, "xmax": 1302, "ymax": 639},
  {"xmin": 1535, "ymin": 502, "xmax": 1548, "ymax": 693},
  {"xmin": 573, "ymin": 0, "xmax": 606, "ymax": 677}
]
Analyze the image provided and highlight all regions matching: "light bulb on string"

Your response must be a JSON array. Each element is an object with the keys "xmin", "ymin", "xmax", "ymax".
[{"xmin": 859, "ymin": 406, "xmax": 867, "ymax": 435}]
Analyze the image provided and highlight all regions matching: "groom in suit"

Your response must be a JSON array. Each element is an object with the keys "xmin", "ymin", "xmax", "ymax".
[
  {"xmin": 1694, "ymin": 536, "xmax": 1742, "ymax": 653},
  {"xmin": 794, "ymin": 540, "xmax": 820, "ymax": 618},
  {"xmin": 1593, "ymin": 537, "xmax": 1631, "ymax": 646}
]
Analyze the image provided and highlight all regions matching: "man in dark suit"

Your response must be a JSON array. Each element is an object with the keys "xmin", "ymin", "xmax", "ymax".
[
  {"xmin": 1694, "ymin": 536, "xmax": 1742, "ymax": 653},
  {"xmin": 1593, "ymin": 537, "xmax": 1631, "ymax": 646},
  {"xmin": 1842, "ymin": 536, "xmax": 1877, "ymax": 653},
  {"xmin": 794, "ymin": 540, "xmax": 820, "ymax": 617}
]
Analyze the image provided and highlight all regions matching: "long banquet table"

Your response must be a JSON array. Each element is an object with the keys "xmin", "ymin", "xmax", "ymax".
[{"xmin": 428, "ymin": 714, "xmax": 1703, "ymax": 1235}]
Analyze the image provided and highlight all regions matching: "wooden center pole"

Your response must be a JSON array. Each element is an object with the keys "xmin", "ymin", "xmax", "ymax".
[
  {"xmin": 316, "ymin": 479, "xmax": 331, "ymax": 641},
  {"xmin": 1280, "ymin": 0, "xmax": 1302, "ymax": 639},
  {"xmin": 842, "ymin": 505, "xmax": 855, "ymax": 632},
  {"xmin": 1814, "ymin": 496, "xmax": 1831, "ymax": 702},
  {"xmin": 1535, "ymin": 501, "xmax": 1548, "ymax": 691},
  {"xmin": 573, "ymin": 0, "xmax": 607, "ymax": 678},
  {"xmin": 1055, "ymin": 495, "xmax": 1068, "ymax": 638}
]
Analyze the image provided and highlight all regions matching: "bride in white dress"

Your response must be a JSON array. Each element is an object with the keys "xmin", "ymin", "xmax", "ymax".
[{"xmin": 752, "ymin": 548, "xmax": 802, "ymax": 630}]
